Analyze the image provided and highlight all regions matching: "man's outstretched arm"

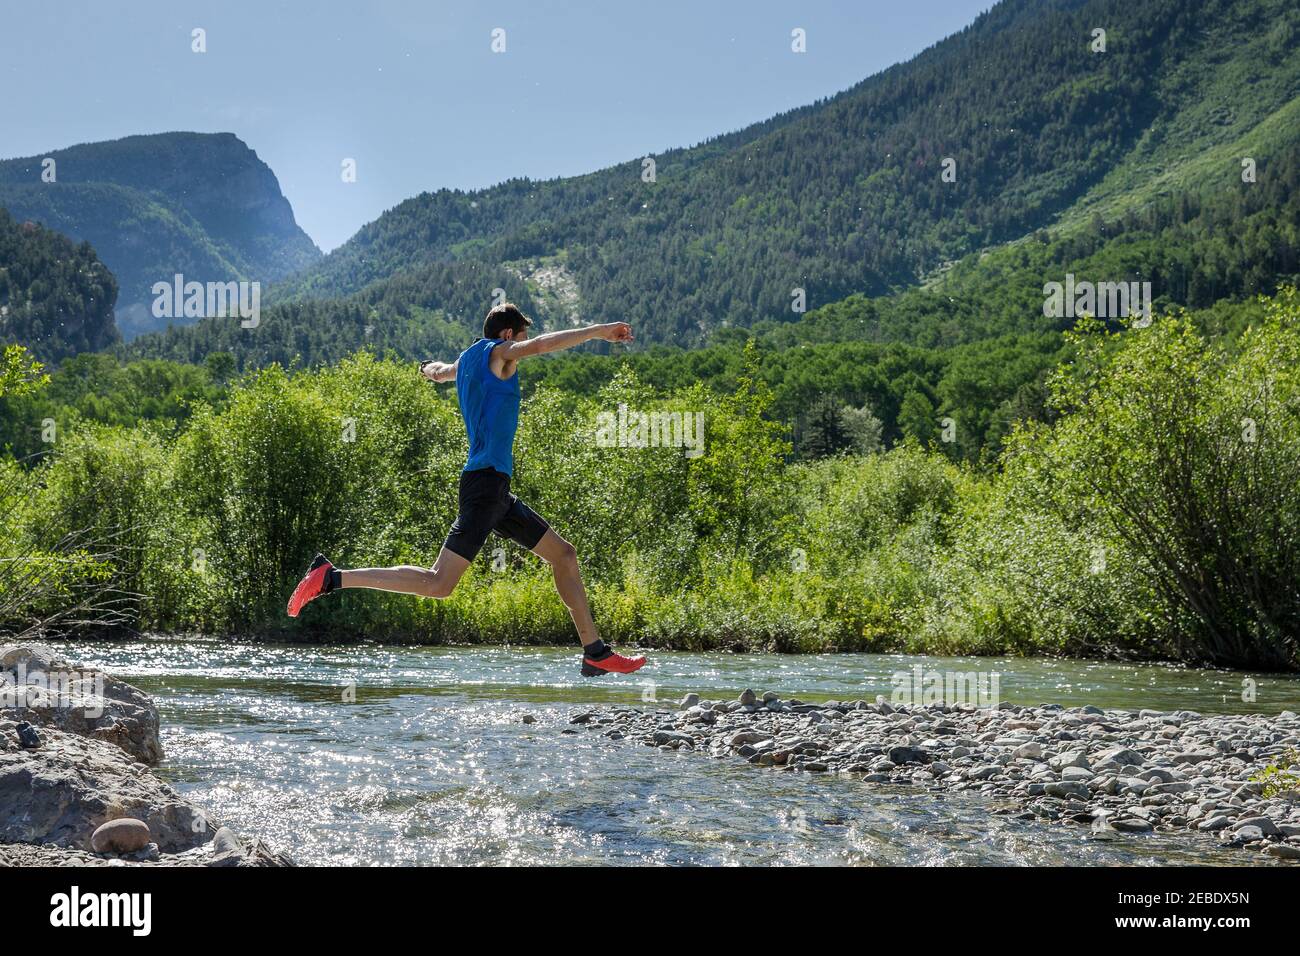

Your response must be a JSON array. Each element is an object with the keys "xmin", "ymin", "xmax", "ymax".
[
  {"xmin": 419, "ymin": 359, "xmax": 457, "ymax": 383},
  {"xmin": 499, "ymin": 322, "xmax": 633, "ymax": 360}
]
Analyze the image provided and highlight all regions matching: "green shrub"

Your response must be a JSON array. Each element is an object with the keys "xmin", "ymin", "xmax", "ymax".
[
  {"xmin": 1014, "ymin": 291, "xmax": 1300, "ymax": 668},
  {"xmin": 24, "ymin": 426, "xmax": 180, "ymax": 626}
]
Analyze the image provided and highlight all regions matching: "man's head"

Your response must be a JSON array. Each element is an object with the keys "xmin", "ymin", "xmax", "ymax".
[{"xmin": 483, "ymin": 303, "xmax": 532, "ymax": 341}]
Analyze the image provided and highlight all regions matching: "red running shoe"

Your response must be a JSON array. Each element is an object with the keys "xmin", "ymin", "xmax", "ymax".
[
  {"xmin": 287, "ymin": 554, "xmax": 334, "ymax": 617},
  {"xmin": 581, "ymin": 643, "xmax": 647, "ymax": 677}
]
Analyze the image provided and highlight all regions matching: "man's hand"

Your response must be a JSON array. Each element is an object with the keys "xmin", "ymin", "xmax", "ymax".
[
  {"xmin": 419, "ymin": 359, "xmax": 457, "ymax": 383},
  {"xmin": 596, "ymin": 322, "xmax": 633, "ymax": 344}
]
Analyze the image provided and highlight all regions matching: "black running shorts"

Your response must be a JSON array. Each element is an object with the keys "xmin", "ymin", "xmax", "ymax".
[{"xmin": 444, "ymin": 467, "xmax": 550, "ymax": 560}]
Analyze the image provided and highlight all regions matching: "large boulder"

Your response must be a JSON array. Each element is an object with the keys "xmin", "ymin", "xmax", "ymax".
[
  {"xmin": 0, "ymin": 644, "xmax": 162, "ymax": 764},
  {"xmin": 0, "ymin": 722, "xmax": 208, "ymax": 852}
]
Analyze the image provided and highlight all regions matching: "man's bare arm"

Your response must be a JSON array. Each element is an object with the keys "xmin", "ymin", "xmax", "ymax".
[
  {"xmin": 419, "ymin": 359, "xmax": 457, "ymax": 383},
  {"xmin": 499, "ymin": 322, "xmax": 633, "ymax": 361}
]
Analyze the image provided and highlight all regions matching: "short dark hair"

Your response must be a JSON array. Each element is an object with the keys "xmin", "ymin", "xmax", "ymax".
[{"xmin": 483, "ymin": 303, "xmax": 531, "ymax": 339}]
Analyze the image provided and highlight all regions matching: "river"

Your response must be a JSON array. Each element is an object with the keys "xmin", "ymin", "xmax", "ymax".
[{"xmin": 56, "ymin": 638, "xmax": 1300, "ymax": 866}]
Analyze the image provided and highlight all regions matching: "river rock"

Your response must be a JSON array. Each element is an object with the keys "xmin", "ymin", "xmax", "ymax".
[
  {"xmin": 15, "ymin": 721, "xmax": 40, "ymax": 749},
  {"xmin": 1095, "ymin": 746, "xmax": 1146, "ymax": 767},
  {"xmin": 1049, "ymin": 750, "xmax": 1090, "ymax": 771},
  {"xmin": 738, "ymin": 689, "xmax": 757, "ymax": 707},
  {"xmin": 1111, "ymin": 817, "xmax": 1154, "ymax": 833},
  {"xmin": 888, "ymin": 745, "xmax": 930, "ymax": 765},
  {"xmin": 654, "ymin": 730, "xmax": 695, "ymax": 747},
  {"xmin": 1230, "ymin": 825, "xmax": 1265, "ymax": 844},
  {"xmin": 90, "ymin": 818, "xmax": 153, "ymax": 853},
  {"xmin": 1045, "ymin": 781, "xmax": 1090, "ymax": 799},
  {"xmin": 1233, "ymin": 815, "xmax": 1280, "ymax": 836}
]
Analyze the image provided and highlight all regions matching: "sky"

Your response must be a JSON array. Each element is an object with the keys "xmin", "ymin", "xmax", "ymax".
[{"xmin": 1, "ymin": 0, "xmax": 994, "ymax": 252}]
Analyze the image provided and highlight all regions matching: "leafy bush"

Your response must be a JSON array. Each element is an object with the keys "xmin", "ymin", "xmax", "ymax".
[{"xmin": 1006, "ymin": 291, "xmax": 1300, "ymax": 668}]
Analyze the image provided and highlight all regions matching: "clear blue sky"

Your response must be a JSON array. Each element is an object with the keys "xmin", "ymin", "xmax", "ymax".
[{"xmin": 1, "ymin": 0, "xmax": 993, "ymax": 251}]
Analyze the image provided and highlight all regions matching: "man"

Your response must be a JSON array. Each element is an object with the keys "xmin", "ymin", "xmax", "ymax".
[{"xmin": 287, "ymin": 303, "xmax": 647, "ymax": 677}]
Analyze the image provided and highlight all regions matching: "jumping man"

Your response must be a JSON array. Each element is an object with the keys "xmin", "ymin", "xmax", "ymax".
[{"xmin": 286, "ymin": 303, "xmax": 647, "ymax": 677}]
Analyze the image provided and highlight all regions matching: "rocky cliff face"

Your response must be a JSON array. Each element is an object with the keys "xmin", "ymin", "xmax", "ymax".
[
  {"xmin": 0, "ymin": 132, "xmax": 321, "ymax": 340},
  {"xmin": 0, "ymin": 643, "xmax": 291, "ymax": 867}
]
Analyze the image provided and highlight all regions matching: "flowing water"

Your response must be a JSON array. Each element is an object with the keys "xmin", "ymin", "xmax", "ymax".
[{"xmin": 56, "ymin": 639, "xmax": 1300, "ymax": 866}]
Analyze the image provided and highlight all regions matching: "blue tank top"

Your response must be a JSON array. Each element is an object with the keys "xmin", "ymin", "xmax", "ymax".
[{"xmin": 456, "ymin": 338, "xmax": 520, "ymax": 476}]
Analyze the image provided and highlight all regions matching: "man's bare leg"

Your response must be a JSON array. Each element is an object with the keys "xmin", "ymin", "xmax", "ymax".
[
  {"xmin": 530, "ymin": 530, "xmax": 599, "ymax": 646},
  {"xmin": 340, "ymin": 547, "xmax": 470, "ymax": 599}
]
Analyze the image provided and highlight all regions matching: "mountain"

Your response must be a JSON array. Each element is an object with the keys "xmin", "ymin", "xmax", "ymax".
[
  {"xmin": 0, "ymin": 132, "xmax": 321, "ymax": 339},
  {"xmin": 127, "ymin": 0, "xmax": 1300, "ymax": 367},
  {"xmin": 0, "ymin": 207, "xmax": 119, "ymax": 362}
]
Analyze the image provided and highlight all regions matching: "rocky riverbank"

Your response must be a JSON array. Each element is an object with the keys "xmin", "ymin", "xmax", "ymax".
[
  {"xmin": 0, "ymin": 643, "xmax": 291, "ymax": 867},
  {"xmin": 567, "ymin": 690, "xmax": 1300, "ymax": 862}
]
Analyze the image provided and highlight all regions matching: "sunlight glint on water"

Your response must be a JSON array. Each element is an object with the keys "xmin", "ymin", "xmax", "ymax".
[{"xmin": 55, "ymin": 639, "xmax": 1300, "ymax": 866}]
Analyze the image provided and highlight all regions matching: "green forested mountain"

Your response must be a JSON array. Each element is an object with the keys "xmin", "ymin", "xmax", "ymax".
[
  {"xmin": 122, "ymin": 0, "xmax": 1300, "ymax": 366},
  {"xmin": 765, "ymin": 146, "xmax": 1300, "ymax": 350},
  {"xmin": 0, "ymin": 132, "xmax": 321, "ymax": 339},
  {"xmin": 0, "ymin": 208, "xmax": 118, "ymax": 361}
]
